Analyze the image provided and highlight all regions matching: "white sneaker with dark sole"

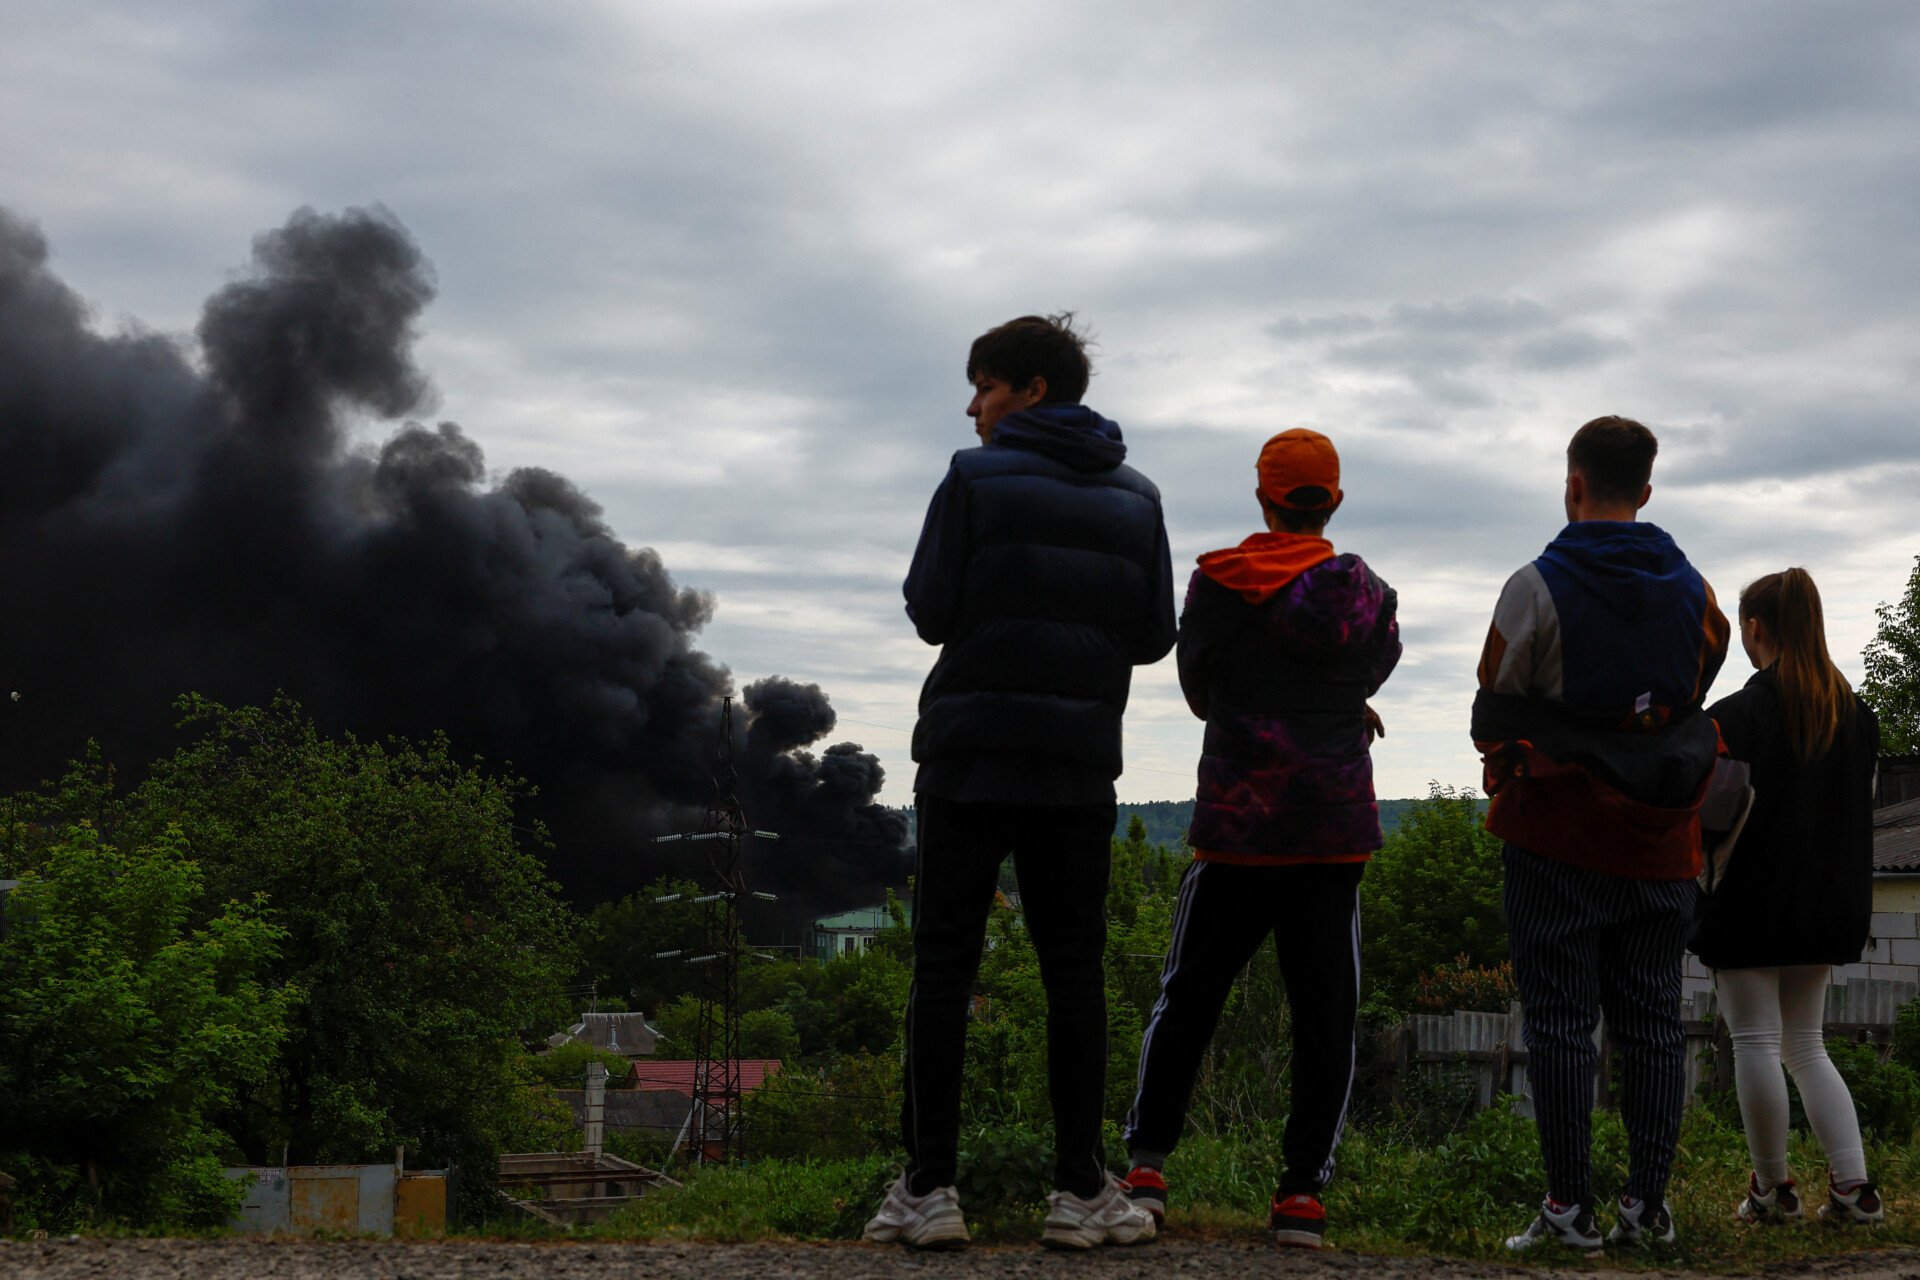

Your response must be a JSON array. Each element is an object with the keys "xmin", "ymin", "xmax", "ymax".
[
  {"xmin": 1041, "ymin": 1175, "xmax": 1158, "ymax": 1249},
  {"xmin": 1735, "ymin": 1174, "xmax": 1802, "ymax": 1224},
  {"xmin": 1819, "ymin": 1179, "xmax": 1885, "ymax": 1225},
  {"xmin": 1505, "ymin": 1198, "xmax": 1602, "ymax": 1253},
  {"xmin": 863, "ymin": 1175, "xmax": 969, "ymax": 1249},
  {"xmin": 1608, "ymin": 1195, "xmax": 1675, "ymax": 1246}
]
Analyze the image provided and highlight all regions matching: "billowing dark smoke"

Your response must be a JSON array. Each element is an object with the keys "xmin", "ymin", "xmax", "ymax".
[{"xmin": 0, "ymin": 205, "xmax": 909, "ymax": 921}]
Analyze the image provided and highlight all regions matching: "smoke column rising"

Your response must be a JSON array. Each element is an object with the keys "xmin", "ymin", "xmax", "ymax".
[{"xmin": 0, "ymin": 204, "xmax": 908, "ymax": 917}]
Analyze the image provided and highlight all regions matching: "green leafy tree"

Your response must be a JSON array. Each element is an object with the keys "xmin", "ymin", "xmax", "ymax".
[
  {"xmin": 526, "ymin": 1040, "xmax": 632, "ymax": 1089},
  {"xmin": 1360, "ymin": 783, "xmax": 1507, "ymax": 1012},
  {"xmin": 799, "ymin": 945, "xmax": 911, "ymax": 1060},
  {"xmin": 0, "ymin": 817, "xmax": 291, "ymax": 1229},
  {"xmin": 740, "ymin": 1008, "xmax": 801, "ymax": 1061},
  {"xmin": 1863, "ymin": 553, "xmax": 1920, "ymax": 753},
  {"xmin": 113, "ymin": 696, "xmax": 576, "ymax": 1180},
  {"xmin": 577, "ymin": 876, "xmax": 706, "ymax": 1016},
  {"xmin": 743, "ymin": 1050, "xmax": 897, "ymax": 1160}
]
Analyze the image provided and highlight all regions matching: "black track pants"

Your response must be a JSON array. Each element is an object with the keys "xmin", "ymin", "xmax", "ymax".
[{"xmin": 1124, "ymin": 859, "xmax": 1364, "ymax": 1193}]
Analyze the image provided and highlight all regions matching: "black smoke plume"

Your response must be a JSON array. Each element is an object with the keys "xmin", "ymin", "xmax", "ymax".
[{"xmin": 0, "ymin": 204, "xmax": 909, "ymax": 922}]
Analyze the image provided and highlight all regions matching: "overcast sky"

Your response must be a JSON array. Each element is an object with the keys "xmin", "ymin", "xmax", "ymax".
[{"xmin": 5, "ymin": 0, "xmax": 1917, "ymax": 806}]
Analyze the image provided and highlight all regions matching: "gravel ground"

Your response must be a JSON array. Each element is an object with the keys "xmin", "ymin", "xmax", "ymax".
[{"xmin": 7, "ymin": 1238, "xmax": 1920, "ymax": 1280}]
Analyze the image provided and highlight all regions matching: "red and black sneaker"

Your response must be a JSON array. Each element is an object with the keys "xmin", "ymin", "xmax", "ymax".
[
  {"xmin": 1270, "ymin": 1191, "xmax": 1326, "ymax": 1249},
  {"xmin": 1122, "ymin": 1166, "xmax": 1167, "ymax": 1225}
]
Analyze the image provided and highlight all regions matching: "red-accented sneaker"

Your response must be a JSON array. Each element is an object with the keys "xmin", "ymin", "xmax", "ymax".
[
  {"xmin": 1122, "ymin": 1166, "xmax": 1167, "ymax": 1225},
  {"xmin": 1819, "ymin": 1178, "xmax": 1885, "ymax": 1225},
  {"xmin": 1735, "ymin": 1173, "xmax": 1802, "ymax": 1223},
  {"xmin": 1270, "ymin": 1191, "xmax": 1326, "ymax": 1250}
]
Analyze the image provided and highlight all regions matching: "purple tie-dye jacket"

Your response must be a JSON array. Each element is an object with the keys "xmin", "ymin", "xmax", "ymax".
[{"xmin": 1179, "ymin": 552, "xmax": 1401, "ymax": 860}]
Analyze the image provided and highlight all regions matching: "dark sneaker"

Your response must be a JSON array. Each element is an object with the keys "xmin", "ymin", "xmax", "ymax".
[
  {"xmin": 1735, "ymin": 1173, "xmax": 1802, "ymax": 1223},
  {"xmin": 862, "ymin": 1175, "xmax": 969, "ymax": 1249},
  {"xmin": 1608, "ymin": 1195, "xmax": 1676, "ymax": 1246},
  {"xmin": 1819, "ymin": 1179, "xmax": 1885, "ymax": 1225},
  {"xmin": 1505, "ymin": 1198, "xmax": 1602, "ymax": 1253},
  {"xmin": 1122, "ymin": 1166, "xmax": 1167, "ymax": 1226},
  {"xmin": 1270, "ymin": 1191, "xmax": 1327, "ymax": 1250}
]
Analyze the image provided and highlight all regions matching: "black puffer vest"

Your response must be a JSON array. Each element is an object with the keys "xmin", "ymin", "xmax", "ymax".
[{"xmin": 904, "ymin": 404, "xmax": 1175, "ymax": 805}]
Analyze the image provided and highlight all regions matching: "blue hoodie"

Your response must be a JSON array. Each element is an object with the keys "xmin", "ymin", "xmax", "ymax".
[
  {"xmin": 1473, "ymin": 521, "xmax": 1730, "ymax": 879},
  {"xmin": 1535, "ymin": 522, "xmax": 1724, "ymax": 717}
]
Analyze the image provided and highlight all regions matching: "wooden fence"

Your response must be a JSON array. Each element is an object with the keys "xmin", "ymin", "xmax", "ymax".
[{"xmin": 1372, "ymin": 978, "xmax": 1918, "ymax": 1117}]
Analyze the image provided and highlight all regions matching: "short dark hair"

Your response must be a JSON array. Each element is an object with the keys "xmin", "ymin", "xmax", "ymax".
[
  {"xmin": 1567, "ymin": 415, "xmax": 1657, "ymax": 504},
  {"xmin": 966, "ymin": 313, "xmax": 1092, "ymax": 405},
  {"xmin": 1262, "ymin": 497, "xmax": 1332, "ymax": 534}
]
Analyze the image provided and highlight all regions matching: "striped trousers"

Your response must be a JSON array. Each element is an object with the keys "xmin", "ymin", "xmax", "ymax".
[
  {"xmin": 1504, "ymin": 843, "xmax": 1696, "ymax": 1209},
  {"xmin": 1124, "ymin": 859, "xmax": 1364, "ymax": 1193}
]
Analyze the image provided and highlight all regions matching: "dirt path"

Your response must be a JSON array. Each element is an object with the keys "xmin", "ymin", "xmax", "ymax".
[{"xmin": 6, "ymin": 1238, "xmax": 1920, "ymax": 1280}]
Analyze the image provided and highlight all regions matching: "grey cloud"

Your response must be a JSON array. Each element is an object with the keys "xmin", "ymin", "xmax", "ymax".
[
  {"xmin": 6, "ymin": 0, "xmax": 1917, "ymax": 808},
  {"xmin": 1659, "ymin": 405, "xmax": 1920, "ymax": 486},
  {"xmin": 1264, "ymin": 295, "xmax": 1632, "ymax": 406}
]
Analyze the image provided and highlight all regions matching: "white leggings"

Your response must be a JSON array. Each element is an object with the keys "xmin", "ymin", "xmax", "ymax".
[{"xmin": 1715, "ymin": 965, "xmax": 1866, "ymax": 1187}]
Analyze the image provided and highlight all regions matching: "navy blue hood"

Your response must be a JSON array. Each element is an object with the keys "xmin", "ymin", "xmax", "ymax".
[
  {"xmin": 1538, "ymin": 522, "xmax": 1694, "ymax": 622},
  {"xmin": 992, "ymin": 403, "xmax": 1127, "ymax": 472}
]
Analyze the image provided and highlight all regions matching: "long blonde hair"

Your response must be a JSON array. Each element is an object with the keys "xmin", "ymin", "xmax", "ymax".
[{"xmin": 1740, "ymin": 568, "xmax": 1853, "ymax": 761}]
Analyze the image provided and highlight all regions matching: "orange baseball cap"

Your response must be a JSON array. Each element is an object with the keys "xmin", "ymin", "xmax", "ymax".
[{"xmin": 1257, "ymin": 428, "xmax": 1342, "ymax": 509}]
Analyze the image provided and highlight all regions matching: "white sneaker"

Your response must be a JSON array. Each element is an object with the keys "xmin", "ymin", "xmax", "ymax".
[
  {"xmin": 1041, "ymin": 1175, "xmax": 1159, "ymax": 1249},
  {"xmin": 1608, "ymin": 1195, "xmax": 1676, "ymax": 1245},
  {"xmin": 1504, "ymin": 1197, "xmax": 1602, "ymax": 1253},
  {"xmin": 1818, "ymin": 1178, "xmax": 1885, "ymax": 1225},
  {"xmin": 862, "ymin": 1175, "xmax": 969, "ymax": 1249}
]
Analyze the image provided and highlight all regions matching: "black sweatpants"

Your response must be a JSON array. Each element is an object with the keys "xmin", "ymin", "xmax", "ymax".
[
  {"xmin": 901, "ymin": 794, "xmax": 1113, "ymax": 1199},
  {"xmin": 1123, "ymin": 859, "xmax": 1364, "ymax": 1194},
  {"xmin": 1503, "ymin": 843, "xmax": 1696, "ymax": 1209}
]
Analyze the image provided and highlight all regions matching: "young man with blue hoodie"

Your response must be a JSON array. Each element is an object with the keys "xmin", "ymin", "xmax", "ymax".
[
  {"xmin": 864, "ymin": 314, "xmax": 1175, "ymax": 1251},
  {"xmin": 1121, "ymin": 428, "xmax": 1401, "ymax": 1250},
  {"xmin": 1474, "ymin": 416, "xmax": 1729, "ymax": 1252}
]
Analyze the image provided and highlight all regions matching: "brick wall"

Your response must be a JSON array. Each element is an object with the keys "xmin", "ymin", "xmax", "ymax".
[{"xmin": 1682, "ymin": 908, "xmax": 1920, "ymax": 1015}]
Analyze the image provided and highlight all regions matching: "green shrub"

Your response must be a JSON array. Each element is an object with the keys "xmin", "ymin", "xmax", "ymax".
[
  {"xmin": 1411, "ymin": 955, "xmax": 1516, "ymax": 1014},
  {"xmin": 1890, "ymin": 996, "xmax": 1920, "ymax": 1074},
  {"xmin": 955, "ymin": 1119, "xmax": 1052, "ymax": 1208},
  {"xmin": 1829, "ymin": 1038, "xmax": 1920, "ymax": 1140},
  {"xmin": 1699, "ymin": 1035, "xmax": 1920, "ymax": 1144},
  {"xmin": 742, "ymin": 1051, "xmax": 896, "ymax": 1161},
  {"xmin": 526, "ymin": 1040, "xmax": 631, "ymax": 1089}
]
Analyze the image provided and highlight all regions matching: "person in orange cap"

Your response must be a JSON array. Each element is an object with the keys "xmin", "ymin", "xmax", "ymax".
[{"xmin": 1120, "ymin": 427, "xmax": 1400, "ymax": 1250}]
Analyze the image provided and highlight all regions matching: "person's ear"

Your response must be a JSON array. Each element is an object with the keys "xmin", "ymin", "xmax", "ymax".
[
  {"xmin": 1020, "ymin": 375, "xmax": 1047, "ymax": 407},
  {"xmin": 1635, "ymin": 483, "xmax": 1651, "ymax": 511}
]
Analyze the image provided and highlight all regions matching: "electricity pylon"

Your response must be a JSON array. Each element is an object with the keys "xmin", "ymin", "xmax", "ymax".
[{"xmin": 652, "ymin": 696, "xmax": 778, "ymax": 1164}]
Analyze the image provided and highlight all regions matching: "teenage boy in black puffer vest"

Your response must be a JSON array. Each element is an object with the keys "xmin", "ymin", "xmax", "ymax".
[
  {"xmin": 864, "ymin": 313, "xmax": 1176, "ymax": 1252},
  {"xmin": 1119, "ymin": 428, "xmax": 1400, "ymax": 1251}
]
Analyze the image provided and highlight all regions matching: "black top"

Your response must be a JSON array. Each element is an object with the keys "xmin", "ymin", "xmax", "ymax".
[
  {"xmin": 902, "ymin": 404, "xmax": 1176, "ymax": 806},
  {"xmin": 1690, "ymin": 665, "xmax": 1880, "ymax": 970}
]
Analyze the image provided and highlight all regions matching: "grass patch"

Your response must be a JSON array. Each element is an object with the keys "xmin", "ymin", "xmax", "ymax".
[
  {"xmin": 575, "ymin": 1107, "xmax": 1920, "ymax": 1267},
  {"xmin": 595, "ymin": 1155, "xmax": 896, "ymax": 1241}
]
